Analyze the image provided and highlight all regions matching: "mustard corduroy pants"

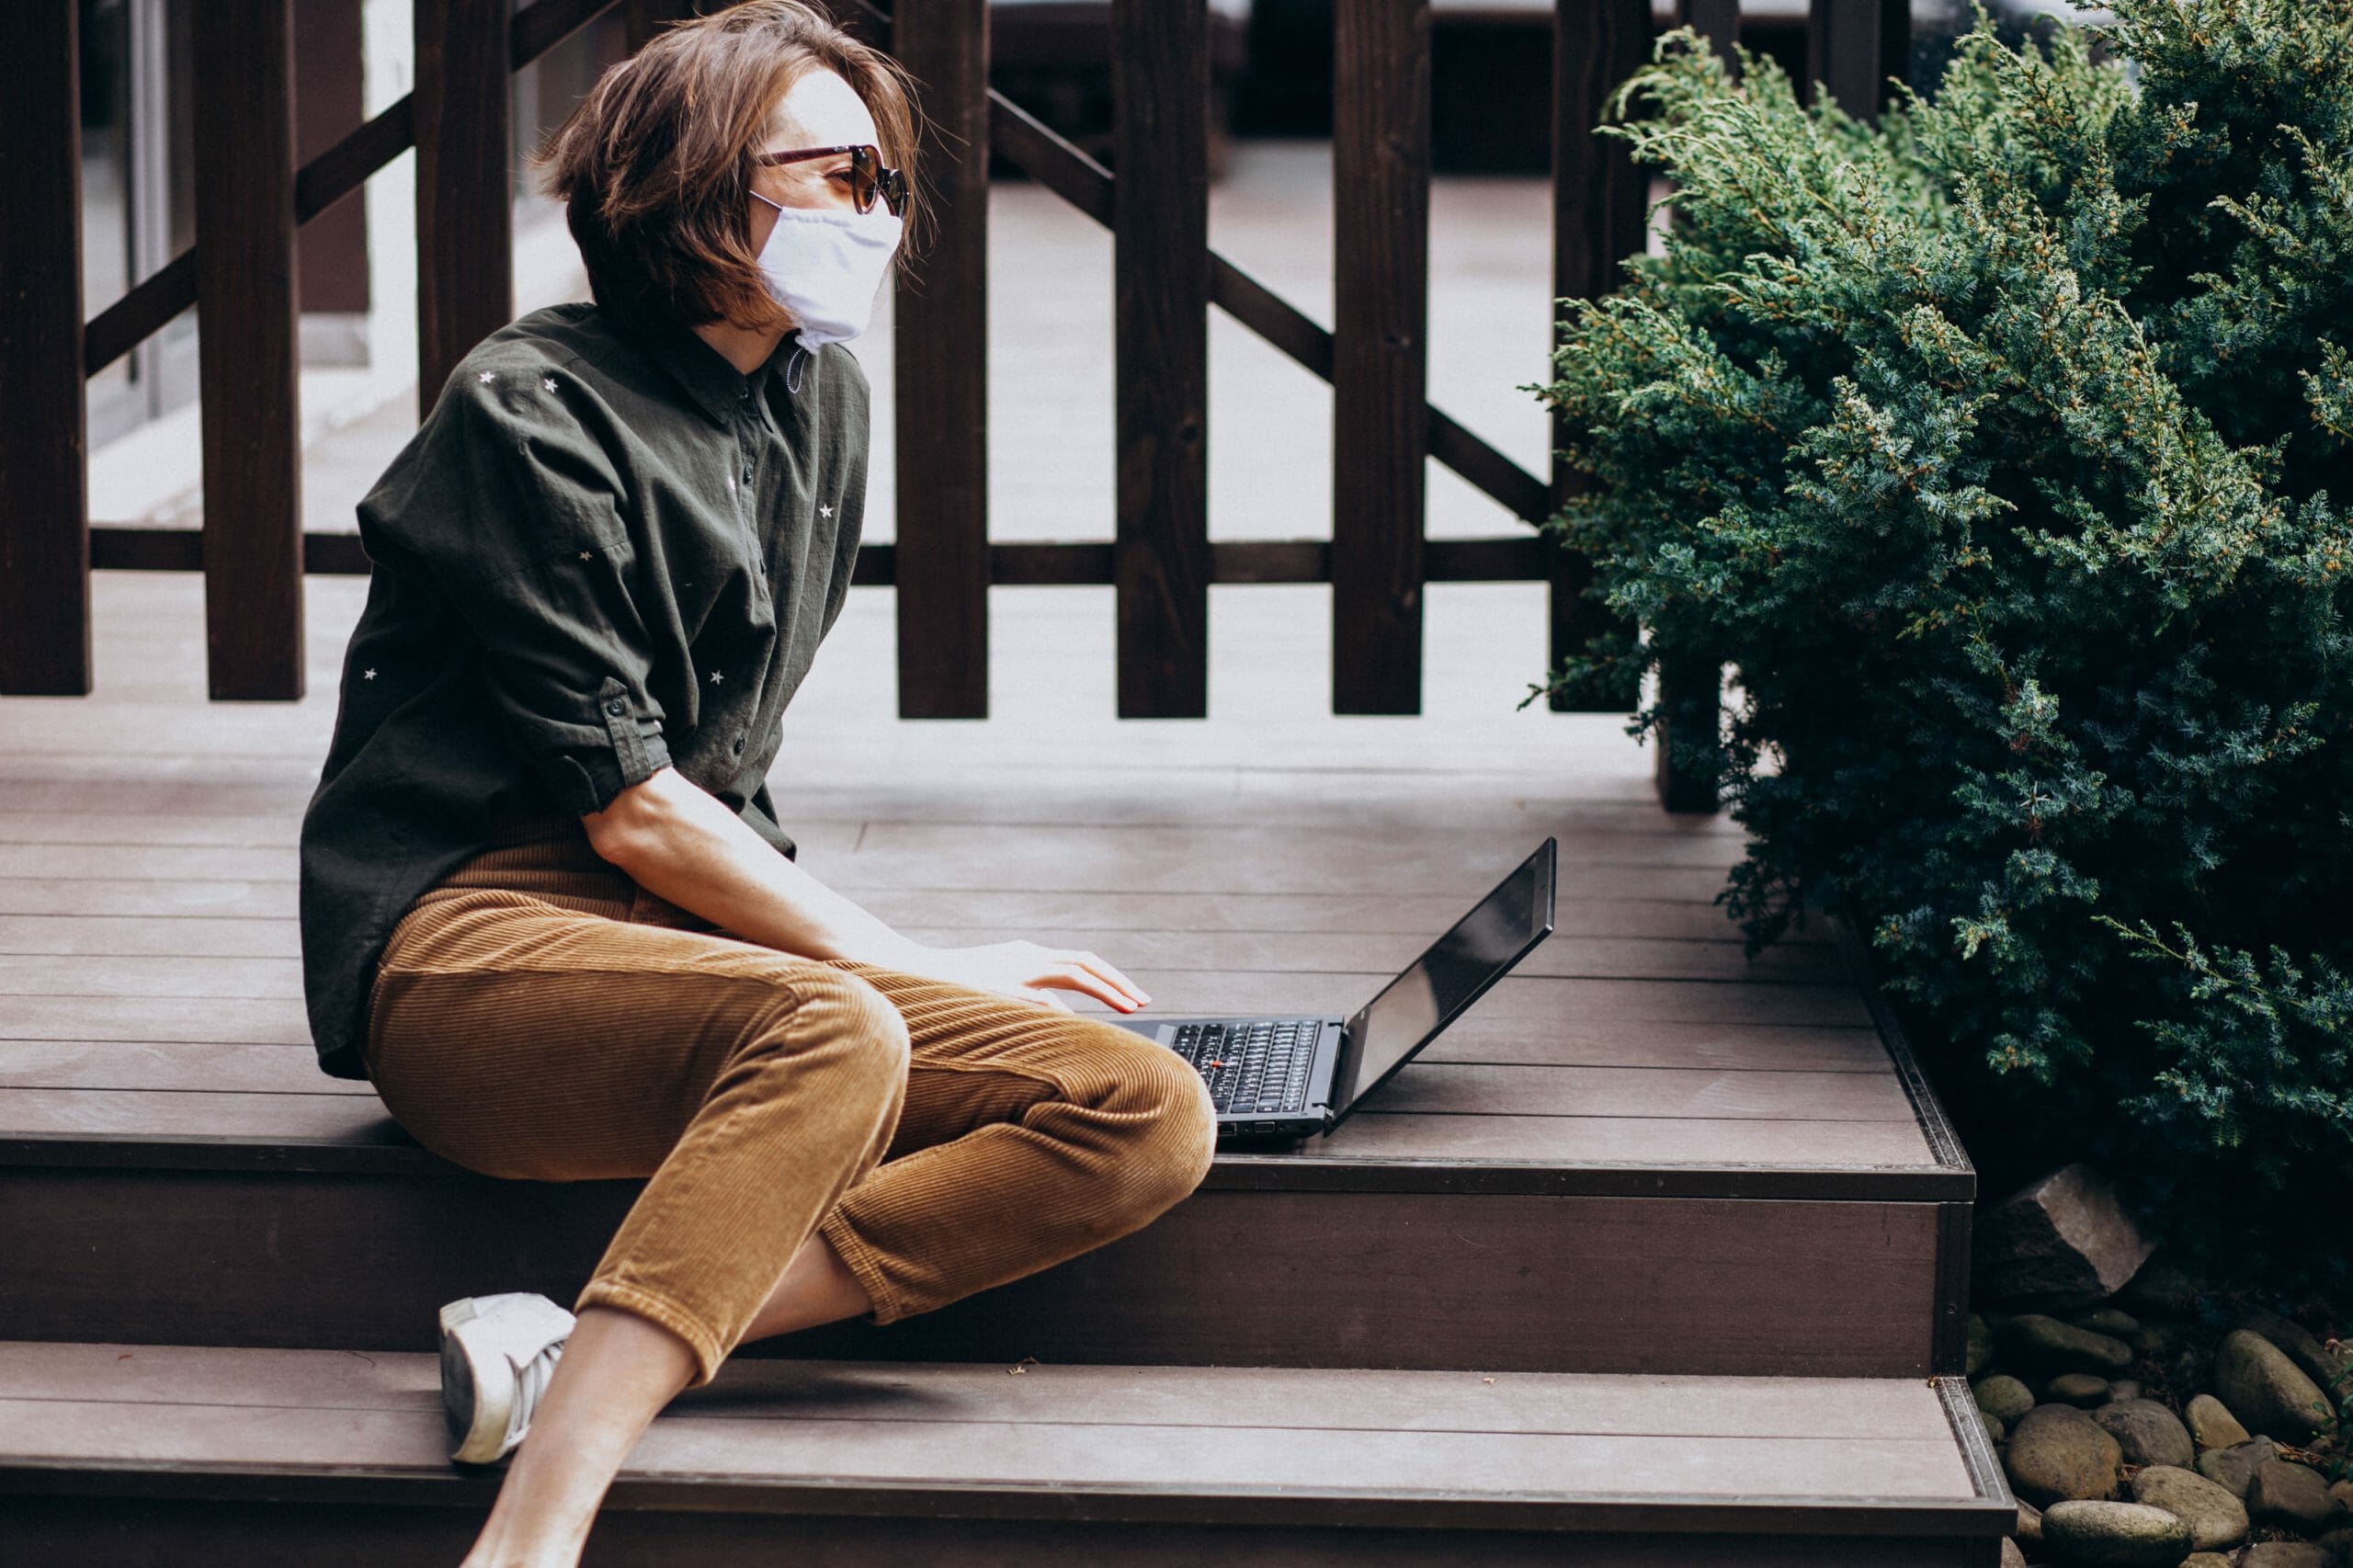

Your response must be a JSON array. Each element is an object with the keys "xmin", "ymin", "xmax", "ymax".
[{"xmin": 362, "ymin": 819, "xmax": 1217, "ymax": 1386}]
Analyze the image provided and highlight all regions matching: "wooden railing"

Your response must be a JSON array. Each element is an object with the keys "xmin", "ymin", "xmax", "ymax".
[{"xmin": 0, "ymin": 0, "xmax": 1904, "ymax": 729}]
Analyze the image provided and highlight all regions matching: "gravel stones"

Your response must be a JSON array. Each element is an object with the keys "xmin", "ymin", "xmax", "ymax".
[
  {"xmin": 1978, "ymin": 1374, "xmax": 2039, "ymax": 1426},
  {"xmin": 2186, "ymin": 1393, "xmax": 2252, "ymax": 1452},
  {"xmin": 2000, "ymin": 1538, "xmax": 2028, "ymax": 1568},
  {"xmin": 2249, "ymin": 1459, "xmax": 2338, "ymax": 1533},
  {"xmin": 1970, "ymin": 1312, "xmax": 1995, "ymax": 1376},
  {"xmin": 2215, "ymin": 1330, "xmax": 2332, "ymax": 1444},
  {"xmin": 2007, "ymin": 1403, "xmax": 2126, "ymax": 1506},
  {"xmin": 1975, "ymin": 1165, "xmax": 2156, "ymax": 1311},
  {"xmin": 2196, "ymin": 1438, "xmax": 2278, "ymax": 1499},
  {"xmin": 2040, "ymin": 1499, "xmax": 2194, "ymax": 1565},
  {"xmin": 2055, "ymin": 1373, "xmax": 2118, "ymax": 1407},
  {"xmin": 1999, "ymin": 1313, "xmax": 2139, "ymax": 1376},
  {"xmin": 2178, "ymin": 1556, "xmax": 2231, "ymax": 1568},
  {"xmin": 2129, "ymin": 1465, "xmax": 2250, "ymax": 1551},
  {"xmin": 2096, "ymin": 1399, "xmax": 2198, "ymax": 1469},
  {"xmin": 2237, "ymin": 1543, "xmax": 2330, "ymax": 1568},
  {"xmin": 2242, "ymin": 1309, "xmax": 2353, "ymax": 1401},
  {"xmin": 2073, "ymin": 1306, "xmax": 2145, "ymax": 1339}
]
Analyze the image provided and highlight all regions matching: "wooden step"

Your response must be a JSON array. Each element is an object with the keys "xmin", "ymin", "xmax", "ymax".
[
  {"xmin": 0, "ymin": 948, "xmax": 1972, "ymax": 1379},
  {"xmin": 0, "ymin": 1342, "xmax": 2016, "ymax": 1567}
]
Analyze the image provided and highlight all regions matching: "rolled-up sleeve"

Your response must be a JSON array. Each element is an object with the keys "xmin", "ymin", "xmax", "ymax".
[{"xmin": 358, "ymin": 366, "xmax": 671, "ymax": 816}]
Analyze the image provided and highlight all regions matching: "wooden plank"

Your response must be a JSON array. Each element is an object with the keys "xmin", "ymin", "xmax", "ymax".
[
  {"xmin": 1332, "ymin": 0, "xmax": 1432, "ymax": 716},
  {"xmin": 0, "ymin": 1341, "xmax": 1972, "ymax": 1439},
  {"xmin": 414, "ymin": 0, "xmax": 514, "ymax": 406},
  {"xmin": 294, "ymin": 0, "xmax": 371, "ymax": 312},
  {"xmin": 1546, "ymin": 0, "xmax": 1651, "ymax": 713},
  {"xmin": 892, "ymin": 0, "xmax": 992, "ymax": 718},
  {"xmin": 0, "ymin": 1499, "xmax": 2000, "ymax": 1568},
  {"xmin": 0, "ymin": 1170, "xmax": 1954, "ymax": 1375},
  {"xmin": 1807, "ymin": 0, "xmax": 1909, "ymax": 122},
  {"xmin": 1678, "ymin": 0, "xmax": 1742, "ymax": 72},
  {"xmin": 193, "ymin": 0, "xmax": 306, "ymax": 702},
  {"xmin": 0, "ymin": 0, "xmax": 91, "ymax": 697},
  {"xmin": 1110, "ymin": 0, "xmax": 1211, "ymax": 718}
]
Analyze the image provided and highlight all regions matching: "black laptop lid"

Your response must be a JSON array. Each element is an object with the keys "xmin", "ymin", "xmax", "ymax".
[{"xmin": 1324, "ymin": 838, "xmax": 1557, "ymax": 1130}]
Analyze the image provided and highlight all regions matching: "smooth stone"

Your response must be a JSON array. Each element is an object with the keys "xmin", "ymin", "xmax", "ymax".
[
  {"xmin": 1984, "ymin": 1408, "xmax": 2006, "ymax": 1444},
  {"xmin": 2017, "ymin": 1498, "xmax": 2044, "ymax": 1541},
  {"xmin": 2188, "ymin": 1393, "xmax": 2253, "ymax": 1452},
  {"xmin": 2242, "ymin": 1309, "xmax": 2353, "ymax": 1401},
  {"xmin": 2075, "ymin": 1306, "xmax": 2146, "ymax": 1338},
  {"xmin": 2110, "ymin": 1379, "xmax": 2146, "ymax": 1403},
  {"xmin": 2197, "ymin": 1438, "xmax": 2278, "ymax": 1499},
  {"xmin": 2237, "ymin": 1544, "xmax": 2329, "ymax": 1568},
  {"xmin": 2249, "ymin": 1458, "xmax": 2337, "ymax": 1532},
  {"xmin": 1979, "ymin": 1373, "xmax": 2040, "ymax": 1426},
  {"xmin": 1969, "ymin": 1312, "xmax": 1995, "ymax": 1376},
  {"xmin": 2332, "ymin": 1479, "xmax": 2353, "ymax": 1518},
  {"xmin": 2000, "ymin": 1539, "xmax": 2027, "ymax": 1568},
  {"xmin": 2130, "ymin": 1465, "xmax": 2250, "ymax": 1551},
  {"xmin": 2055, "ymin": 1372, "xmax": 2118, "ymax": 1407},
  {"xmin": 2040, "ymin": 1499, "xmax": 2193, "ymax": 1565},
  {"xmin": 2097, "ymin": 1399, "xmax": 2198, "ymax": 1469},
  {"xmin": 2117, "ymin": 1258, "xmax": 2202, "ymax": 1319},
  {"xmin": 1975, "ymin": 1164, "xmax": 2156, "ymax": 1311},
  {"xmin": 1999, "ymin": 1313, "xmax": 2139, "ymax": 1375},
  {"xmin": 2215, "ymin": 1330, "xmax": 2332, "ymax": 1444},
  {"xmin": 2006, "ymin": 1403, "xmax": 2126, "ymax": 1507},
  {"xmin": 2317, "ymin": 1529, "xmax": 2353, "ymax": 1568},
  {"xmin": 2179, "ymin": 1557, "xmax": 2231, "ymax": 1568}
]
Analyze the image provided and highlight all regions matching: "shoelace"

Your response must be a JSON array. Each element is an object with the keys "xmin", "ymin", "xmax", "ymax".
[{"xmin": 504, "ymin": 1337, "xmax": 567, "ymax": 1448}]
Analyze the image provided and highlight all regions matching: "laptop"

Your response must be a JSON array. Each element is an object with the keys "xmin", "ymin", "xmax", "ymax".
[{"xmin": 1113, "ymin": 838, "xmax": 1557, "ymax": 1142}]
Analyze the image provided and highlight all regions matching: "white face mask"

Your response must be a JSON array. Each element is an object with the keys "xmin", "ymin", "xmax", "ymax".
[{"xmin": 749, "ymin": 192, "xmax": 904, "ymax": 352}]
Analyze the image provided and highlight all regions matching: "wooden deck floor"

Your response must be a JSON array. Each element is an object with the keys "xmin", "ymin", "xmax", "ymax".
[{"xmin": 0, "ymin": 572, "xmax": 1933, "ymax": 1182}]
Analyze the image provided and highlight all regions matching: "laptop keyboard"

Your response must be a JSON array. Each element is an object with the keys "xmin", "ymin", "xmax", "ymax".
[{"xmin": 1168, "ymin": 1019, "xmax": 1320, "ymax": 1116}]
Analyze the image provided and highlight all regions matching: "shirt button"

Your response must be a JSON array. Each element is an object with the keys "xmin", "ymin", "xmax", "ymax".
[
  {"xmin": 603, "ymin": 698, "xmax": 626, "ymax": 717},
  {"xmin": 732, "ymin": 734, "xmax": 746, "ymax": 756},
  {"xmin": 741, "ymin": 462, "xmax": 753, "ymax": 484}
]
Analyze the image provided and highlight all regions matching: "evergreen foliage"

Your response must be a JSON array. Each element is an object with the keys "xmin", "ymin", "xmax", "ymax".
[{"xmin": 1533, "ymin": 0, "xmax": 2353, "ymax": 1283}]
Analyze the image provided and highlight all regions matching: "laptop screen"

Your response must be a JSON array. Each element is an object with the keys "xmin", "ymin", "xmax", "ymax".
[{"xmin": 1326, "ymin": 838, "xmax": 1556, "ymax": 1127}]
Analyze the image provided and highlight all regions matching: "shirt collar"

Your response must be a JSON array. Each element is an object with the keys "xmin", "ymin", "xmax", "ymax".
[{"xmin": 631, "ymin": 312, "xmax": 803, "ymax": 427}]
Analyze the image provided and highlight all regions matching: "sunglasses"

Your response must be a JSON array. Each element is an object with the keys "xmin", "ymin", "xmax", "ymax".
[{"xmin": 753, "ymin": 143, "xmax": 907, "ymax": 218}]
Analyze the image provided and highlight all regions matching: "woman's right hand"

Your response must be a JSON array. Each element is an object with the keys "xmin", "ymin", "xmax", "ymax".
[{"xmin": 885, "ymin": 939, "xmax": 1152, "ymax": 1014}]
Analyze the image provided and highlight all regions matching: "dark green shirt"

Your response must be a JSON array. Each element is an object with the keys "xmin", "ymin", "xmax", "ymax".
[{"xmin": 297, "ymin": 302, "xmax": 869, "ymax": 1079}]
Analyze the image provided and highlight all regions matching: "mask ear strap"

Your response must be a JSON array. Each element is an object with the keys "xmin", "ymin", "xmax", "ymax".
[{"xmin": 786, "ymin": 342, "xmax": 810, "ymax": 395}]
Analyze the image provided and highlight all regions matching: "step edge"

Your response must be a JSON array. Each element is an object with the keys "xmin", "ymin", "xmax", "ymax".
[
  {"xmin": 0, "ymin": 1133, "xmax": 1974, "ymax": 1200},
  {"xmin": 0, "ymin": 1460, "xmax": 2024, "ymax": 1537}
]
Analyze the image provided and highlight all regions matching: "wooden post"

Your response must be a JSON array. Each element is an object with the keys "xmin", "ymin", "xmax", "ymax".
[
  {"xmin": 1112, "ymin": 0, "xmax": 1211, "ymax": 719},
  {"xmin": 892, "ymin": 0, "xmax": 991, "ymax": 719},
  {"xmin": 415, "ymin": 0, "xmax": 515, "ymax": 407},
  {"xmin": 1332, "ymin": 0, "xmax": 1430, "ymax": 716},
  {"xmin": 1546, "ymin": 0, "xmax": 1650, "ymax": 713},
  {"xmin": 0, "ymin": 1, "xmax": 92, "ymax": 696},
  {"xmin": 1808, "ymin": 0, "xmax": 1910, "ymax": 120},
  {"xmin": 625, "ymin": 0, "xmax": 700, "ymax": 52},
  {"xmin": 1678, "ymin": 0, "xmax": 1741, "ymax": 72},
  {"xmin": 192, "ymin": 0, "xmax": 305, "ymax": 700}
]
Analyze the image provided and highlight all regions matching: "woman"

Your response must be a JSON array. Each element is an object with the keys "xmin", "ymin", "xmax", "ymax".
[{"xmin": 294, "ymin": 6, "xmax": 1217, "ymax": 1564}]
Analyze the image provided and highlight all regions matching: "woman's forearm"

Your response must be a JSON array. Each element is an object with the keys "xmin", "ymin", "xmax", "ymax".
[{"xmin": 582, "ymin": 765, "xmax": 922, "ymax": 967}]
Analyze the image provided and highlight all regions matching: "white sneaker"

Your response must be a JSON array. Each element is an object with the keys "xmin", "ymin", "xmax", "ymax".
[{"xmin": 438, "ymin": 1291, "xmax": 576, "ymax": 1465}]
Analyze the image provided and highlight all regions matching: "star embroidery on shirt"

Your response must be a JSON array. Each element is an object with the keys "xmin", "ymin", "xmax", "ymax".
[
  {"xmin": 476, "ymin": 371, "xmax": 494, "ymax": 383},
  {"xmin": 542, "ymin": 376, "xmax": 558, "ymax": 392},
  {"xmin": 708, "ymin": 669, "xmax": 724, "ymax": 685},
  {"xmin": 819, "ymin": 502, "xmax": 835, "ymax": 518},
  {"xmin": 362, "ymin": 667, "xmax": 377, "ymax": 680},
  {"xmin": 578, "ymin": 551, "xmax": 594, "ymax": 561}
]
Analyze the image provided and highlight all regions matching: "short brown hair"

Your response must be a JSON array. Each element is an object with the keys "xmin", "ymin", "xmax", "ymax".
[{"xmin": 537, "ymin": 0, "xmax": 924, "ymax": 335}]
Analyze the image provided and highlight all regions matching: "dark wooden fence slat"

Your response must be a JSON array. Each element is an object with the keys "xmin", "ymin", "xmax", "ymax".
[
  {"xmin": 515, "ymin": 0, "xmax": 620, "ymax": 64},
  {"xmin": 625, "ymin": 0, "xmax": 700, "ymax": 52},
  {"xmin": 191, "ymin": 0, "xmax": 305, "ymax": 702},
  {"xmin": 1808, "ymin": 0, "xmax": 1908, "ymax": 121},
  {"xmin": 892, "ymin": 0, "xmax": 993, "ymax": 718},
  {"xmin": 1548, "ymin": 0, "xmax": 1653, "ymax": 715},
  {"xmin": 1677, "ymin": 0, "xmax": 1742, "ymax": 72},
  {"xmin": 415, "ymin": 0, "xmax": 515, "ymax": 408},
  {"xmin": 1332, "ymin": 0, "xmax": 1432, "ymax": 716},
  {"xmin": 1112, "ymin": 0, "xmax": 1212, "ymax": 718},
  {"xmin": 0, "ymin": 1, "xmax": 92, "ymax": 696}
]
